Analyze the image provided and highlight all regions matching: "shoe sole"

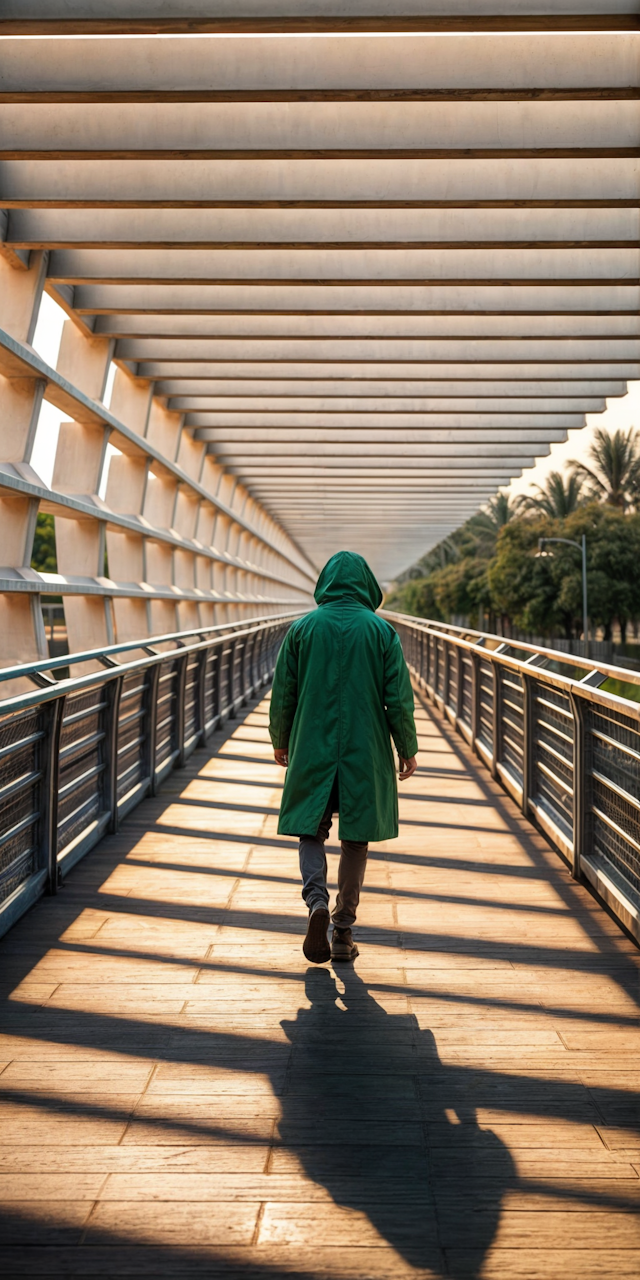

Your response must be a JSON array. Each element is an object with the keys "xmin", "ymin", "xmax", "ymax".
[
  {"xmin": 303, "ymin": 908, "xmax": 331, "ymax": 964},
  {"xmin": 331, "ymin": 942, "xmax": 359, "ymax": 962}
]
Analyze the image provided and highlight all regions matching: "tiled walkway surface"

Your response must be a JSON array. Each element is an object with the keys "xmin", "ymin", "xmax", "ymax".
[{"xmin": 0, "ymin": 692, "xmax": 639, "ymax": 1278}]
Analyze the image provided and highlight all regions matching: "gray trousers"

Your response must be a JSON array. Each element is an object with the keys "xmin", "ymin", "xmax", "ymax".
[{"xmin": 299, "ymin": 800, "xmax": 368, "ymax": 928}]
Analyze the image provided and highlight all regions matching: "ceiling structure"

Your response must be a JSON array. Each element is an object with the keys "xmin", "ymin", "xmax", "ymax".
[{"xmin": 1, "ymin": 3, "xmax": 639, "ymax": 580}]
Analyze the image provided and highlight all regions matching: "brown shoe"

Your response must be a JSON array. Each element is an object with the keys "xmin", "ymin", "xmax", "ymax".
[
  {"xmin": 303, "ymin": 907, "xmax": 331, "ymax": 964},
  {"xmin": 331, "ymin": 926, "xmax": 359, "ymax": 962}
]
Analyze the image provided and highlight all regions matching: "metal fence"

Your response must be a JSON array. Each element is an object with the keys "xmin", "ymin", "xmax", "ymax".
[
  {"xmin": 383, "ymin": 611, "xmax": 640, "ymax": 945},
  {"xmin": 0, "ymin": 612, "xmax": 298, "ymax": 939}
]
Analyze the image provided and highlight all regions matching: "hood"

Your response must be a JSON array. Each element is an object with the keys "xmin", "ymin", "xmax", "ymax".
[{"xmin": 314, "ymin": 550, "xmax": 383, "ymax": 611}]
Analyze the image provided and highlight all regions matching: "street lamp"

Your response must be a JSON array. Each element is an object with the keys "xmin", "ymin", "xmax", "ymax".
[{"xmin": 535, "ymin": 534, "xmax": 589, "ymax": 659}]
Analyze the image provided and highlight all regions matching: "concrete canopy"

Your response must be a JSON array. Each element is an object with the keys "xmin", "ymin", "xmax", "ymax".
[{"xmin": 1, "ymin": 6, "xmax": 637, "ymax": 585}]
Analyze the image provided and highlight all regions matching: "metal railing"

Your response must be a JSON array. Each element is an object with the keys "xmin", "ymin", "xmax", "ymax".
[
  {"xmin": 383, "ymin": 611, "xmax": 640, "ymax": 946},
  {"xmin": 0, "ymin": 612, "xmax": 299, "ymax": 939}
]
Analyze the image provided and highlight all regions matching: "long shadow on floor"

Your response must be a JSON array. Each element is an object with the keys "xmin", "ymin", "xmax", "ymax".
[{"xmin": 278, "ymin": 965, "xmax": 517, "ymax": 1280}]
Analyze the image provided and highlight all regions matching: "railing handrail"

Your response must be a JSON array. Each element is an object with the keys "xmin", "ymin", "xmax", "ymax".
[
  {"xmin": 0, "ymin": 609, "xmax": 305, "ymax": 693},
  {"xmin": 384, "ymin": 607, "xmax": 640, "ymax": 947},
  {"xmin": 381, "ymin": 609, "xmax": 640, "ymax": 703},
  {"xmin": 0, "ymin": 611, "xmax": 298, "ymax": 938}
]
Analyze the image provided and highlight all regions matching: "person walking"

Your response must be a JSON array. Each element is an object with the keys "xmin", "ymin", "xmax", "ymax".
[{"xmin": 269, "ymin": 550, "xmax": 418, "ymax": 964}]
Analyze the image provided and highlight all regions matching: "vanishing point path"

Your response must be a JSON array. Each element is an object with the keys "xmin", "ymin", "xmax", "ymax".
[{"xmin": 0, "ymin": 692, "xmax": 639, "ymax": 1278}]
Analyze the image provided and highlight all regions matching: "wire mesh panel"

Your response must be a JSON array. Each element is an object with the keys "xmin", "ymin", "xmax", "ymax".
[
  {"xmin": 154, "ymin": 658, "xmax": 181, "ymax": 776},
  {"xmin": 257, "ymin": 627, "xmax": 271, "ymax": 684},
  {"xmin": 420, "ymin": 630, "xmax": 428, "ymax": 685},
  {"xmin": 117, "ymin": 670, "xmax": 151, "ymax": 805},
  {"xmin": 0, "ymin": 707, "xmax": 46, "ymax": 904},
  {"xmin": 217, "ymin": 636, "xmax": 235, "ymax": 720},
  {"xmin": 383, "ymin": 610, "xmax": 640, "ymax": 942},
  {"xmin": 499, "ymin": 668, "xmax": 525, "ymax": 787},
  {"xmin": 263, "ymin": 625, "xmax": 283, "ymax": 684},
  {"xmin": 202, "ymin": 644, "xmax": 221, "ymax": 733},
  {"xmin": 0, "ymin": 613, "xmax": 299, "ymax": 939},
  {"xmin": 477, "ymin": 658, "xmax": 495, "ymax": 754},
  {"xmin": 230, "ymin": 636, "xmax": 245, "ymax": 706},
  {"xmin": 183, "ymin": 651, "xmax": 201, "ymax": 750},
  {"xmin": 241, "ymin": 630, "xmax": 256, "ymax": 697},
  {"xmin": 414, "ymin": 627, "xmax": 422, "ymax": 680},
  {"xmin": 435, "ymin": 637, "xmax": 446, "ymax": 701},
  {"xmin": 57, "ymin": 687, "xmax": 108, "ymax": 856},
  {"xmin": 447, "ymin": 643, "xmax": 459, "ymax": 716},
  {"xmin": 586, "ymin": 704, "xmax": 640, "ymax": 899},
  {"xmin": 461, "ymin": 652, "xmax": 474, "ymax": 732},
  {"xmin": 427, "ymin": 632, "xmax": 437, "ymax": 690},
  {"xmin": 531, "ymin": 681, "xmax": 574, "ymax": 837}
]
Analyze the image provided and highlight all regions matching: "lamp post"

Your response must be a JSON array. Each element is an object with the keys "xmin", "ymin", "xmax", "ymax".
[{"xmin": 536, "ymin": 535, "xmax": 589, "ymax": 659}]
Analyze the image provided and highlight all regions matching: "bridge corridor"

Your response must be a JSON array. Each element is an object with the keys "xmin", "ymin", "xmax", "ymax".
[{"xmin": 0, "ymin": 691, "xmax": 638, "ymax": 1278}]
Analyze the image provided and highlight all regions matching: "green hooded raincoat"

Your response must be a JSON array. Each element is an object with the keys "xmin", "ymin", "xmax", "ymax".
[{"xmin": 269, "ymin": 550, "xmax": 418, "ymax": 842}]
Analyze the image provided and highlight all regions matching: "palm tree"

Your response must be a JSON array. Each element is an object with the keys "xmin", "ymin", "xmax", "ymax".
[
  {"xmin": 519, "ymin": 470, "xmax": 585, "ymax": 519},
  {"xmin": 485, "ymin": 491, "xmax": 520, "ymax": 528},
  {"xmin": 466, "ymin": 491, "xmax": 522, "ymax": 556},
  {"xmin": 569, "ymin": 426, "xmax": 640, "ymax": 511}
]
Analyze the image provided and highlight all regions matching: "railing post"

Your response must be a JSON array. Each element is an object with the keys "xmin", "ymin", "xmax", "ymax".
[
  {"xmin": 491, "ymin": 660, "xmax": 501, "ymax": 779},
  {"xmin": 521, "ymin": 671, "xmax": 533, "ymax": 817},
  {"xmin": 43, "ymin": 695, "xmax": 65, "ymax": 895},
  {"xmin": 105, "ymin": 674, "xmax": 124, "ymax": 834},
  {"xmin": 230, "ymin": 637, "xmax": 239, "ymax": 716},
  {"xmin": 443, "ymin": 641, "xmax": 450, "ymax": 710},
  {"xmin": 197, "ymin": 646, "xmax": 209, "ymax": 746},
  {"xmin": 146, "ymin": 663, "xmax": 161, "ymax": 795},
  {"xmin": 470, "ymin": 650, "xmax": 480, "ymax": 749},
  {"xmin": 254, "ymin": 625, "xmax": 264, "ymax": 687},
  {"xmin": 569, "ymin": 689, "xmax": 586, "ymax": 881},
  {"xmin": 243, "ymin": 630, "xmax": 255, "ymax": 701},
  {"xmin": 176, "ymin": 650, "xmax": 190, "ymax": 767},
  {"xmin": 215, "ymin": 637, "xmax": 227, "ymax": 727},
  {"xmin": 456, "ymin": 646, "xmax": 464, "ymax": 723}
]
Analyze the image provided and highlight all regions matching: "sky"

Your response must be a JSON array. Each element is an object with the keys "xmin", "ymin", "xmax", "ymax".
[
  {"xmin": 507, "ymin": 382, "xmax": 640, "ymax": 501},
  {"xmin": 29, "ymin": 289, "xmax": 640, "ymax": 507}
]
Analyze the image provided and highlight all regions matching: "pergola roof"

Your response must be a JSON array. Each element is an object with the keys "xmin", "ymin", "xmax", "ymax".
[{"xmin": 1, "ymin": 3, "xmax": 638, "ymax": 578}]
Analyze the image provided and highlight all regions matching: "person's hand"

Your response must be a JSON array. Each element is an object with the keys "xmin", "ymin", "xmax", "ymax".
[
  {"xmin": 274, "ymin": 748, "xmax": 289, "ymax": 767},
  {"xmin": 398, "ymin": 755, "xmax": 417, "ymax": 781}
]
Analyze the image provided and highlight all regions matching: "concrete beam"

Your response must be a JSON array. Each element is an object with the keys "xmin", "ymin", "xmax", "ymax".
[
  {"xmin": 46, "ymin": 246, "xmax": 640, "ymax": 284},
  {"xmin": 69, "ymin": 283, "xmax": 640, "ymax": 314},
  {"xmin": 4, "ymin": 101, "xmax": 638, "ymax": 160},
  {"xmin": 155, "ymin": 379, "xmax": 625, "ymax": 398},
  {"xmin": 90, "ymin": 314, "xmax": 640, "ymax": 339},
  {"xmin": 183, "ymin": 399, "xmax": 601, "ymax": 415},
  {"xmin": 114, "ymin": 337, "xmax": 640, "ymax": 362},
  {"xmin": 3, "ymin": 157, "xmax": 640, "ymax": 206},
  {"xmin": 3, "ymin": 2, "xmax": 638, "ymax": 37},
  {"xmin": 136, "ymin": 360, "xmax": 640, "ymax": 379},
  {"xmin": 191, "ymin": 411, "xmax": 582, "ymax": 429},
  {"xmin": 9, "ymin": 206, "xmax": 640, "ymax": 248},
  {"xmin": 1, "ymin": 34, "xmax": 635, "ymax": 95},
  {"xmin": 3, "ymin": 156, "xmax": 640, "ymax": 212}
]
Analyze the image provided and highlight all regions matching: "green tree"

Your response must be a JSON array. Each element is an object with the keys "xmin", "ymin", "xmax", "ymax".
[
  {"xmin": 31, "ymin": 513, "xmax": 57, "ymax": 573},
  {"xmin": 431, "ymin": 558, "xmax": 490, "ymax": 622},
  {"xmin": 569, "ymin": 427, "xmax": 640, "ymax": 511},
  {"xmin": 487, "ymin": 515, "xmax": 574, "ymax": 636},
  {"xmin": 487, "ymin": 504, "xmax": 640, "ymax": 642},
  {"xmin": 561, "ymin": 505, "xmax": 640, "ymax": 642},
  {"xmin": 520, "ymin": 469, "xmax": 585, "ymax": 518},
  {"xmin": 384, "ymin": 575, "xmax": 444, "ymax": 621}
]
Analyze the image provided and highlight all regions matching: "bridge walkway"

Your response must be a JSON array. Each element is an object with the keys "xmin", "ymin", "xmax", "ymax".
[{"xmin": 0, "ymin": 692, "xmax": 639, "ymax": 1278}]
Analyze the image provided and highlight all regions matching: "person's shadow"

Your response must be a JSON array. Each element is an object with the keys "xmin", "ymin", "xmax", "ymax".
[{"xmin": 278, "ymin": 966, "xmax": 516, "ymax": 1279}]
